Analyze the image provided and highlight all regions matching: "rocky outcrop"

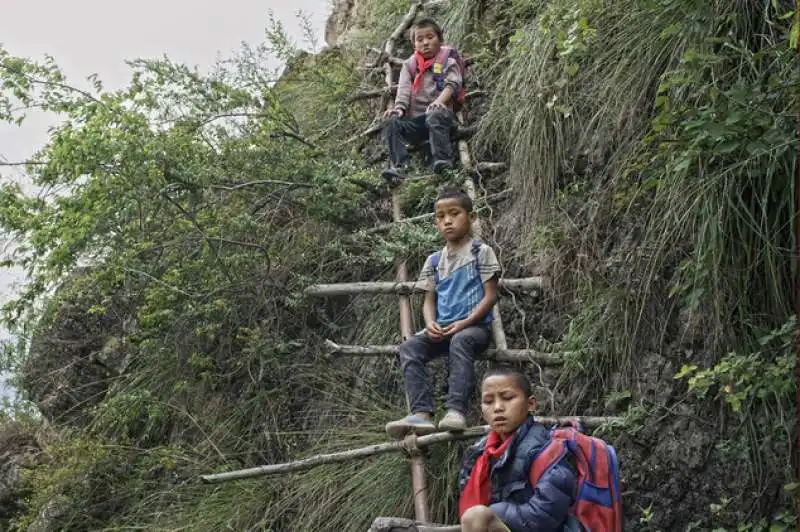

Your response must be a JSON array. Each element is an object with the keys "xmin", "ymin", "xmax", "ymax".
[
  {"xmin": 325, "ymin": 0, "xmax": 370, "ymax": 47},
  {"xmin": 20, "ymin": 270, "xmax": 134, "ymax": 426},
  {"xmin": 0, "ymin": 419, "xmax": 41, "ymax": 528}
]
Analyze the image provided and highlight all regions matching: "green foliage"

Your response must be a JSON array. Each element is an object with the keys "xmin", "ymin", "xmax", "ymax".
[
  {"xmin": 0, "ymin": 0, "xmax": 796, "ymax": 530},
  {"xmin": 14, "ymin": 434, "xmax": 194, "ymax": 530},
  {"xmin": 675, "ymin": 317, "xmax": 795, "ymax": 414},
  {"xmin": 0, "ymin": 16, "xmax": 415, "ymax": 528}
]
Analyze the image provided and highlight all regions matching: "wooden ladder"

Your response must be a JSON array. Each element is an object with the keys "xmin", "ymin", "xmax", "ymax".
[{"xmin": 200, "ymin": 5, "xmax": 621, "ymax": 531}]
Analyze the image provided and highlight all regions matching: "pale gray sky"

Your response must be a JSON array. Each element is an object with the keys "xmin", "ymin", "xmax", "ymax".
[
  {"xmin": 1, "ymin": 0, "xmax": 330, "ymax": 162},
  {"xmin": 0, "ymin": 0, "xmax": 332, "ymax": 399}
]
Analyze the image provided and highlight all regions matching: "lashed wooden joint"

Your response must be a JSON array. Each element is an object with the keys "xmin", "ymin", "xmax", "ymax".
[
  {"xmin": 324, "ymin": 340, "xmax": 565, "ymax": 366},
  {"xmin": 305, "ymin": 277, "xmax": 545, "ymax": 297}
]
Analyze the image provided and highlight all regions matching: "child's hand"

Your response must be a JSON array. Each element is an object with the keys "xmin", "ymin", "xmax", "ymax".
[
  {"xmin": 383, "ymin": 107, "xmax": 403, "ymax": 119},
  {"xmin": 426, "ymin": 321, "xmax": 445, "ymax": 340},
  {"xmin": 426, "ymin": 101, "xmax": 446, "ymax": 113},
  {"xmin": 442, "ymin": 320, "xmax": 468, "ymax": 336}
]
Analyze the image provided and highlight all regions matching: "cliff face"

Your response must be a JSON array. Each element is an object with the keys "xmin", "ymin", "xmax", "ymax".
[
  {"xmin": 0, "ymin": 0, "xmax": 793, "ymax": 530},
  {"xmin": 325, "ymin": 0, "xmax": 370, "ymax": 47}
]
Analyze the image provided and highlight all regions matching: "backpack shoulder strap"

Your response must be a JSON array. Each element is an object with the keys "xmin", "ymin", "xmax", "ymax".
[
  {"xmin": 430, "ymin": 250, "xmax": 442, "ymax": 284},
  {"xmin": 432, "ymin": 46, "xmax": 454, "ymax": 78},
  {"xmin": 529, "ymin": 435, "xmax": 569, "ymax": 487},
  {"xmin": 471, "ymin": 239, "xmax": 483, "ymax": 279},
  {"xmin": 436, "ymin": 45, "xmax": 452, "ymax": 63},
  {"xmin": 470, "ymin": 239, "xmax": 482, "ymax": 255},
  {"xmin": 406, "ymin": 58, "xmax": 417, "ymax": 79}
]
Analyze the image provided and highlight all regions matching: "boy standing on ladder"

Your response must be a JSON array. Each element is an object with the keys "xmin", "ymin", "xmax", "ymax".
[
  {"xmin": 386, "ymin": 188, "xmax": 500, "ymax": 437},
  {"xmin": 381, "ymin": 18, "xmax": 463, "ymax": 182}
]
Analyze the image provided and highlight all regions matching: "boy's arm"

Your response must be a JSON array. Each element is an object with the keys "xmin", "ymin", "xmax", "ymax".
[
  {"xmin": 423, "ymin": 291, "xmax": 444, "ymax": 339},
  {"xmin": 423, "ymin": 291, "xmax": 438, "ymax": 326},
  {"xmin": 393, "ymin": 59, "xmax": 413, "ymax": 113},
  {"xmin": 489, "ymin": 458, "xmax": 576, "ymax": 532},
  {"xmin": 430, "ymin": 58, "xmax": 462, "ymax": 108},
  {"xmin": 418, "ymin": 255, "xmax": 444, "ymax": 339}
]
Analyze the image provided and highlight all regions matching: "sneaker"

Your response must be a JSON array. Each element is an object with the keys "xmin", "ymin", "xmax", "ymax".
[
  {"xmin": 438, "ymin": 410, "xmax": 467, "ymax": 432},
  {"xmin": 432, "ymin": 159, "xmax": 454, "ymax": 174},
  {"xmin": 385, "ymin": 414, "xmax": 437, "ymax": 439},
  {"xmin": 380, "ymin": 165, "xmax": 408, "ymax": 185}
]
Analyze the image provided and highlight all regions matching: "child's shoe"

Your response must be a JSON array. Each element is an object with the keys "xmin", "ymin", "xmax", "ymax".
[
  {"xmin": 385, "ymin": 413, "xmax": 437, "ymax": 439},
  {"xmin": 432, "ymin": 159, "xmax": 454, "ymax": 174},
  {"xmin": 438, "ymin": 410, "xmax": 467, "ymax": 432},
  {"xmin": 381, "ymin": 165, "xmax": 408, "ymax": 185}
]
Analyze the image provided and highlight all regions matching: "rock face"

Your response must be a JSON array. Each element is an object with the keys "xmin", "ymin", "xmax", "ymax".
[
  {"xmin": 20, "ymin": 270, "xmax": 134, "ymax": 426},
  {"xmin": 325, "ymin": 0, "xmax": 369, "ymax": 47},
  {"xmin": 0, "ymin": 419, "xmax": 40, "ymax": 528}
]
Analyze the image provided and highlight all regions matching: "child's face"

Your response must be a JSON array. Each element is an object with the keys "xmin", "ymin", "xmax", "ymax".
[
  {"xmin": 434, "ymin": 198, "xmax": 474, "ymax": 242},
  {"xmin": 413, "ymin": 26, "xmax": 441, "ymax": 59},
  {"xmin": 480, "ymin": 375, "xmax": 536, "ymax": 438}
]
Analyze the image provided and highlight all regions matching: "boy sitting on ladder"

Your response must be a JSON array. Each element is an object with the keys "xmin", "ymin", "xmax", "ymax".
[
  {"xmin": 386, "ymin": 188, "xmax": 500, "ymax": 437},
  {"xmin": 381, "ymin": 17, "xmax": 465, "ymax": 183},
  {"xmin": 459, "ymin": 367, "xmax": 623, "ymax": 532}
]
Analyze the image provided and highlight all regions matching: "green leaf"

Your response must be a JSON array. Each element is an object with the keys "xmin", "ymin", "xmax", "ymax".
[{"xmin": 675, "ymin": 364, "xmax": 699, "ymax": 379}]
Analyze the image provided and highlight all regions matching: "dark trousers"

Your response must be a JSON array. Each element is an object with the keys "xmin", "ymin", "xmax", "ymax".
[
  {"xmin": 384, "ymin": 110, "xmax": 455, "ymax": 167},
  {"xmin": 398, "ymin": 326, "xmax": 490, "ymax": 416}
]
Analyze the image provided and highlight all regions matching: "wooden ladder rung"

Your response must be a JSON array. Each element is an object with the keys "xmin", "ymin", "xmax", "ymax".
[
  {"xmin": 369, "ymin": 517, "xmax": 461, "ymax": 532},
  {"xmin": 199, "ymin": 416, "xmax": 622, "ymax": 483},
  {"xmin": 324, "ymin": 340, "xmax": 565, "ymax": 366},
  {"xmin": 305, "ymin": 277, "xmax": 545, "ymax": 297}
]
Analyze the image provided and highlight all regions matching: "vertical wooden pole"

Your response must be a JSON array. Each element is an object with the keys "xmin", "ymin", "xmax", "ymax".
[
  {"xmin": 383, "ymin": 3, "xmax": 431, "ymax": 522},
  {"xmin": 392, "ymin": 190, "xmax": 430, "ymax": 522},
  {"xmin": 794, "ymin": 18, "xmax": 799, "ymax": 528}
]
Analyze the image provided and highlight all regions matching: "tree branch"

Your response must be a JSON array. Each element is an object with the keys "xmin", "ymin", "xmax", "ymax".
[
  {"xmin": 0, "ymin": 160, "xmax": 47, "ymax": 166},
  {"xmin": 348, "ymin": 85, "xmax": 399, "ymax": 102},
  {"xmin": 211, "ymin": 179, "xmax": 313, "ymax": 191},
  {"xmin": 268, "ymin": 130, "xmax": 320, "ymax": 150}
]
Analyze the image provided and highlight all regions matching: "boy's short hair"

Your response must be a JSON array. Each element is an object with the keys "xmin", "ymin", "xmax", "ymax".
[
  {"xmin": 436, "ymin": 187, "xmax": 473, "ymax": 212},
  {"xmin": 482, "ymin": 366, "xmax": 533, "ymax": 397},
  {"xmin": 411, "ymin": 17, "xmax": 444, "ymax": 42}
]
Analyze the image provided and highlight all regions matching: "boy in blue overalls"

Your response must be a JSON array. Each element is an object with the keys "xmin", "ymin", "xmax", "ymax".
[{"xmin": 386, "ymin": 188, "xmax": 500, "ymax": 437}]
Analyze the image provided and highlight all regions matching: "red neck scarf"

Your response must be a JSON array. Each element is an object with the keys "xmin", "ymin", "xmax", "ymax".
[
  {"xmin": 412, "ymin": 50, "xmax": 436, "ymax": 95},
  {"xmin": 459, "ymin": 431, "xmax": 514, "ymax": 516}
]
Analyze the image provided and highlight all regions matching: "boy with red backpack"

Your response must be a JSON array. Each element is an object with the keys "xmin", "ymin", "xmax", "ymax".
[
  {"xmin": 381, "ymin": 18, "xmax": 467, "ymax": 182},
  {"xmin": 459, "ymin": 367, "xmax": 623, "ymax": 532}
]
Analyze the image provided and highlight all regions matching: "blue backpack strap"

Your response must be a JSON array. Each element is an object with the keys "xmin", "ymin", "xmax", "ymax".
[
  {"xmin": 430, "ymin": 251, "xmax": 442, "ymax": 285},
  {"xmin": 471, "ymin": 239, "xmax": 482, "ymax": 279}
]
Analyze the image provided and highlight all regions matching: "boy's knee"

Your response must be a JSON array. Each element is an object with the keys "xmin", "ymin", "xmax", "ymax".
[
  {"xmin": 384, "ymin": 116, "xmax": 404, "ymax": 132},
  {"xmin": 461, "ymin": 505, "xmax": 495, "ymax": 528},
  {"xmin": 450, "ymin": 328, "xmax": 485, "ymax": 349},
  {"xmin": 425, "ymin": 109, "xmax": 451, "ymax": 126},
  {"xmin": 398, "ymin": 335, "xmax": 427, "ymax": 363}
]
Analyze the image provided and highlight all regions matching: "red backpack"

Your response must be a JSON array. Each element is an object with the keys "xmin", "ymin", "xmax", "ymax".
[
  {"xmin": 530, "ymin": 422, "xmax": 623, "ymax": 532},
  {"xmin": 406, "ymin": 45, "xmax": 467, "ymax": 111}
]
